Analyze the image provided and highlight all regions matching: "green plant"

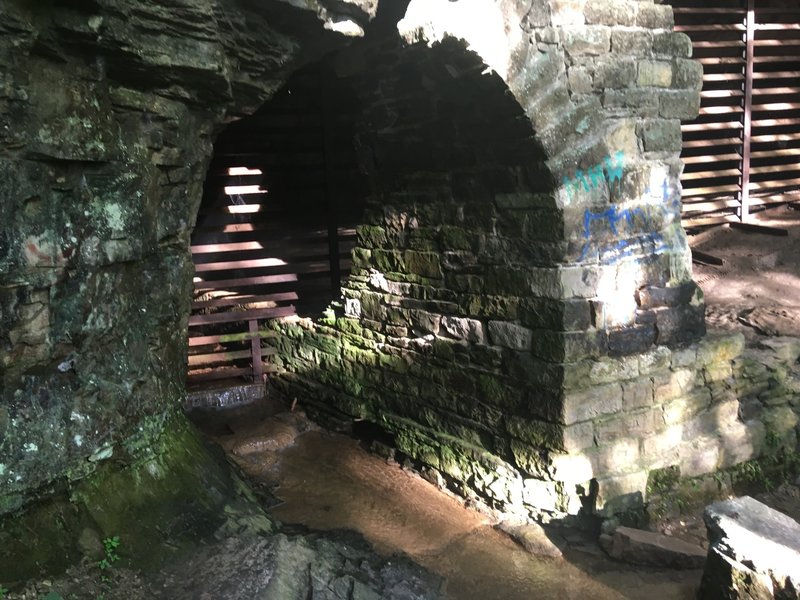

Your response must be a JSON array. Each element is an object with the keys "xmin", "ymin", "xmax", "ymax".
[
  {"xmin": 97, "ymin": 535, "xmax": 121, "ymax": 583},
  {"xmin": 0, "ymin": 584, "xmax": 8, "ymax": 598},
  {"xmin": 765, "ymin": 428, "xmax": 782, "ymax": 451}
]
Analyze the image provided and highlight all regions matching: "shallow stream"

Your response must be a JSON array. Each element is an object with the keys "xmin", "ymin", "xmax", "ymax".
[{"xmin": 210, "ymin": 409, "xmax": 701, "ymax": 600}]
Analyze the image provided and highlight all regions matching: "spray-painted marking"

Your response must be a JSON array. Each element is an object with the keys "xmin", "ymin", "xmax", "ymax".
[{"xmin": 563, "ymin": 151, "xmax": 625, "ymax": 201}]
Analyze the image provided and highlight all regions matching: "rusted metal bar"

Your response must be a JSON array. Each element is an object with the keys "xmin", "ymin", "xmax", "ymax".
[
  {"xmin": 249, "ymin": 319, "xmax": 263, "ymax": 382},
  {"xmin": 691, "ymin": 249, "xmax": 726, "ymax": 266},
  {"xmin": 740, "ymin": 0, "xmax": 755, "ymax": 221}
]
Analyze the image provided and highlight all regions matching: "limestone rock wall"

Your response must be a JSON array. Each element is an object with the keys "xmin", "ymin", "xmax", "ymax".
[{"xmin": 0, "ymin": 0, "xmax": 350, "ymax": 515}]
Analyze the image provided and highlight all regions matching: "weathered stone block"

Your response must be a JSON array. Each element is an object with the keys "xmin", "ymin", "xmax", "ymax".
[
  {"xmin": 611, "ymin": 30, "xmax": 653, "ymax": 56},
  {"xmin": 636, "ymin": 280, "xmax": 700, "ymax": 308},
  {"xmin": 701, "ymin": 496, "xmax": 800, "ymax": 600},
  {"xmin": 653, "ymin": 304, "xmax": 706, "ymax": 345},
  {"xmin": 594, "ymin": 58, "xmax": 637, "ymax": 89},
  {"xmin": 679, "ymin": 435, "xmax": 720, "ymax": 478},
  {"xmin": 636, "ymin": 3, "xmax": 674, "ymax": 29},
  {"xmin": 658, "ymin": 90, "xmax": 701, "ymax": 120},
  {"xmin": 718, "ymin": 420, "xmax": 765, "ymax": 468},
  {"xmin": 522, "ymin": 478, "xmax": 560, "ymax": 513},
  {"xmin": 588, "ymin": 354, "xmax": 640, "ymax": 385},
  {"xmin": 608, "ymin": 325, "xmax": 656, "ymax": 356},
  {"xmin": 640, "ymin": 119, "xmax": 682, "ymax": 153},
  {"xmin": 655, "ymin": 368, "xmax": 698, "ymax": 402},
  {"xmin": 488, "ymin": 321, "xmax": 533, "ymax": 351},
  {"xmin": 642, "ymin": 424, "xmax": 682, "ymax": 459},
  {"xmin": 560, "ymin": 420, "xmax": 595, "ymax": 452},
  {"xmin": 698, "ymin": 333, "xmax": 745, "ymax": 366},
  {"xmin": 637, "ymin": 60, "xmax": 673, "ymax": 88},
  {"xmin": 511, "ymin": 439, "xmax": 549, "ymax": 478},
  {"xmin": 622, "ymin": 378, "xmax": 655, "ymax": 409},
  {"xmin": 603, "ymin": 88, "xmax": 660, "ymax": 116},
  {"xmin": 662, "ymin": 388, "xmax": 710, "ymax": 425},
  {"xmin": 653, "ymin": 32, "xmax": 693, "ymax": 59},
  {"xmin": 403, "ymin": 250, "xmax": 443, "ymax": 279},
  {"xmin": 563, "ymin": 26, "xmax": 612, "ymax": 57},
  {"xmin": 440, "ymin": 316, "xmax": 485, "ymax": 344},
  {"xmin": 563, "ymin": 382, "xmax": 623, "ymax": 425},
  {"xmin": 568, "ymin": 66, "xmax": 593, "ymax": 94},
  {"xmin": 584, "ymin": 0, "xmax": 637, "ymax": 26},
  {"xmin": 606, "ymin": 526, "xmax": 707, "ymax": 569},
  {"xmin": 672, "ymin": 58, "xmax": 704, "ymax": 91},
  {"xmin": 550, "ymin": 452, "xmax": 595, "ymax": 485},
  {"xmin": 594, "ymin": 438, "xmax": 641, "ymax": 474},
  {"xmin": 637, "ymin": 346, "xmax": 671, "ymax": 375},
  {"xmin": 762, "ymin": 406, "xmax": 799, "ymax": 444},
  {"xmin": 559, "ymin": 266, "xmax": 599, "ymax": 298}
]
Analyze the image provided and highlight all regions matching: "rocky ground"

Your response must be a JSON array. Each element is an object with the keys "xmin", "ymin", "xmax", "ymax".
[{"xmin": 691, "ymin": 203, "xmax": 800, "ymax": 341}]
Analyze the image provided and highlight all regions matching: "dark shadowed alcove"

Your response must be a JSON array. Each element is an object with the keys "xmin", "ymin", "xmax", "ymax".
[{"xmin": 187, "ymin": 63, "xmax": 367, "ymax": 388}]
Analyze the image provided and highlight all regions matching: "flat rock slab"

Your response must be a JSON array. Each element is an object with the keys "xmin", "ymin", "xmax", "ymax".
[
  {"xmin": 604, "ymin": 526, "xmax": 706, "ymax": 569},
  {"xmin": 701, "ymin": 496, "xmax": 800, "ymax": 599},
  {"xmin": 497, "ymin": 521, "xmax": 564, "ymax": 558}
]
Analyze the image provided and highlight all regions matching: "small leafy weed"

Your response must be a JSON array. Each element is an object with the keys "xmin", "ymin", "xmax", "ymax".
[{"xmin": 98, "ymin": 535, "xmax": 121, "ymax": 584}]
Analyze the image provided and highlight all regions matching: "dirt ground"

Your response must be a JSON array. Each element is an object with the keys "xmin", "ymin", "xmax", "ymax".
[{"xmin": 690, "ymin": 203, "xmax": 800, "ymax": 340}]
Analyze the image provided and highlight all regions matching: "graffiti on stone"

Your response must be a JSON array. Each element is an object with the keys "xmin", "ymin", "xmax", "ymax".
[
  {"xmin": 578, "ymin": 197, "xmax": 674, "ymax": 262},
  {"xmin": 563, "ymin": 151, "xmax": 625, "ymax": 201}
]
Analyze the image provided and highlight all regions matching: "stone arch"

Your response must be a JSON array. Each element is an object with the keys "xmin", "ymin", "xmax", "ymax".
[{"xmin": 398, "ymin": 0, "xmax": 706, "ymax": 353}]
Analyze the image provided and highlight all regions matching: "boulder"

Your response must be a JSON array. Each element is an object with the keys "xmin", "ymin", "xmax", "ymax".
[
  {"xmin": 700, "ymin": 496, "xmax": 800, "ymax": 599},
  {"xmin": 497, "ymin": 521, "xmax": 564, "ymax": 558}
]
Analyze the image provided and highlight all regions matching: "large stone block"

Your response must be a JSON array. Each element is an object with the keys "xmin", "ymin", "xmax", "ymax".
[
  {"xmin": 563, "ymin": 26, "xmax": 612, "ymax": 57},
  {"xmin": 672, "ymin": 58, "xmax": 704, "ymax": 90},
  {"xmin": 594, "ymin": 57, "xmax": 637, "ymax": 89},
  {"xmin": 653, "ymin": 32, "xmax": 693, "ymax": 59},
  {"xmin": 584, "ymin": 0, "xmax": 637, "ymax": 27},
  {"xmin": 488, "ymin": 321, "xmax": 533, "ymax": 351},
  {"xmin": 563, "ymin": 382, "xmax": 623, "ymax": 425},
  {"xmin": 637, "ymin": 60, "xmax": 673, "ymax": 88},
  {"xmin": 658, "ymin": 90, "xmax": 701, "ymax": 119},
  {"xmin": 640, "ymin": 119, "xmax": 683, "ymax": 153},
  {"xmin": 611, "ymin": 30, "xmax": 653, "ymax": 56},
  {"xmin": 701, "ymin": 496, "xmax": 800, "ymax": 599},
  {"xmin": 605, "ymin": 526, "xmax": 706, "ymax": 569}
]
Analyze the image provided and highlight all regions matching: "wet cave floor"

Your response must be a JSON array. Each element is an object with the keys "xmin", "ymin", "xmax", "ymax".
[{"xmin": 194, "ymin": 401, "xmax": 702, "ymax": 600}]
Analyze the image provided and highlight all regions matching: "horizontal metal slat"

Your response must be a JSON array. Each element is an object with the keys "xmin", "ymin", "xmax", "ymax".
[
  {"xmin": 192, "ymin": 291, "xmax": 299, "ymax": 310},
  {"xmin": 188, "ymin": 305, "xmax": 296, "ymax": 327},
  {"xmin": 188, "ymin": 329, "xmax": 279, "ymax": 348},
  {"xmin": 194, "ymin": 273, "xmax": 300, "ymax": 291}
]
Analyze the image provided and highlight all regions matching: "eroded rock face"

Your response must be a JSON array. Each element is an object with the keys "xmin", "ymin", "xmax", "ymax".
[{"xmin": 0, "ymin": 0, "xmax": 349, "ymax": 516}]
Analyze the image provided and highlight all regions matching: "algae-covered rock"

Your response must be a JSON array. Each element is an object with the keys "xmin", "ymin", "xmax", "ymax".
[{"xmin": 0, "ymin": 415, "xmax": 274, "ymax": 585}]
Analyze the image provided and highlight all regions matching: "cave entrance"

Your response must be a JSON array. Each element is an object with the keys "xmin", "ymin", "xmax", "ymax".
[{"xmin": 187, "ymin": 63, "xmax": 367, "ymax": 392}]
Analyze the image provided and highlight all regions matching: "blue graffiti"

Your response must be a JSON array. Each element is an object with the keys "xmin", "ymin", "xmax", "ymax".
[
  {"xmin": 563, "ymin": 151, "xmax": 625, "ymax": 200},
  {"xmin": 578, "ymin": 203, "xmax": 669, "ymax": 262}
]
